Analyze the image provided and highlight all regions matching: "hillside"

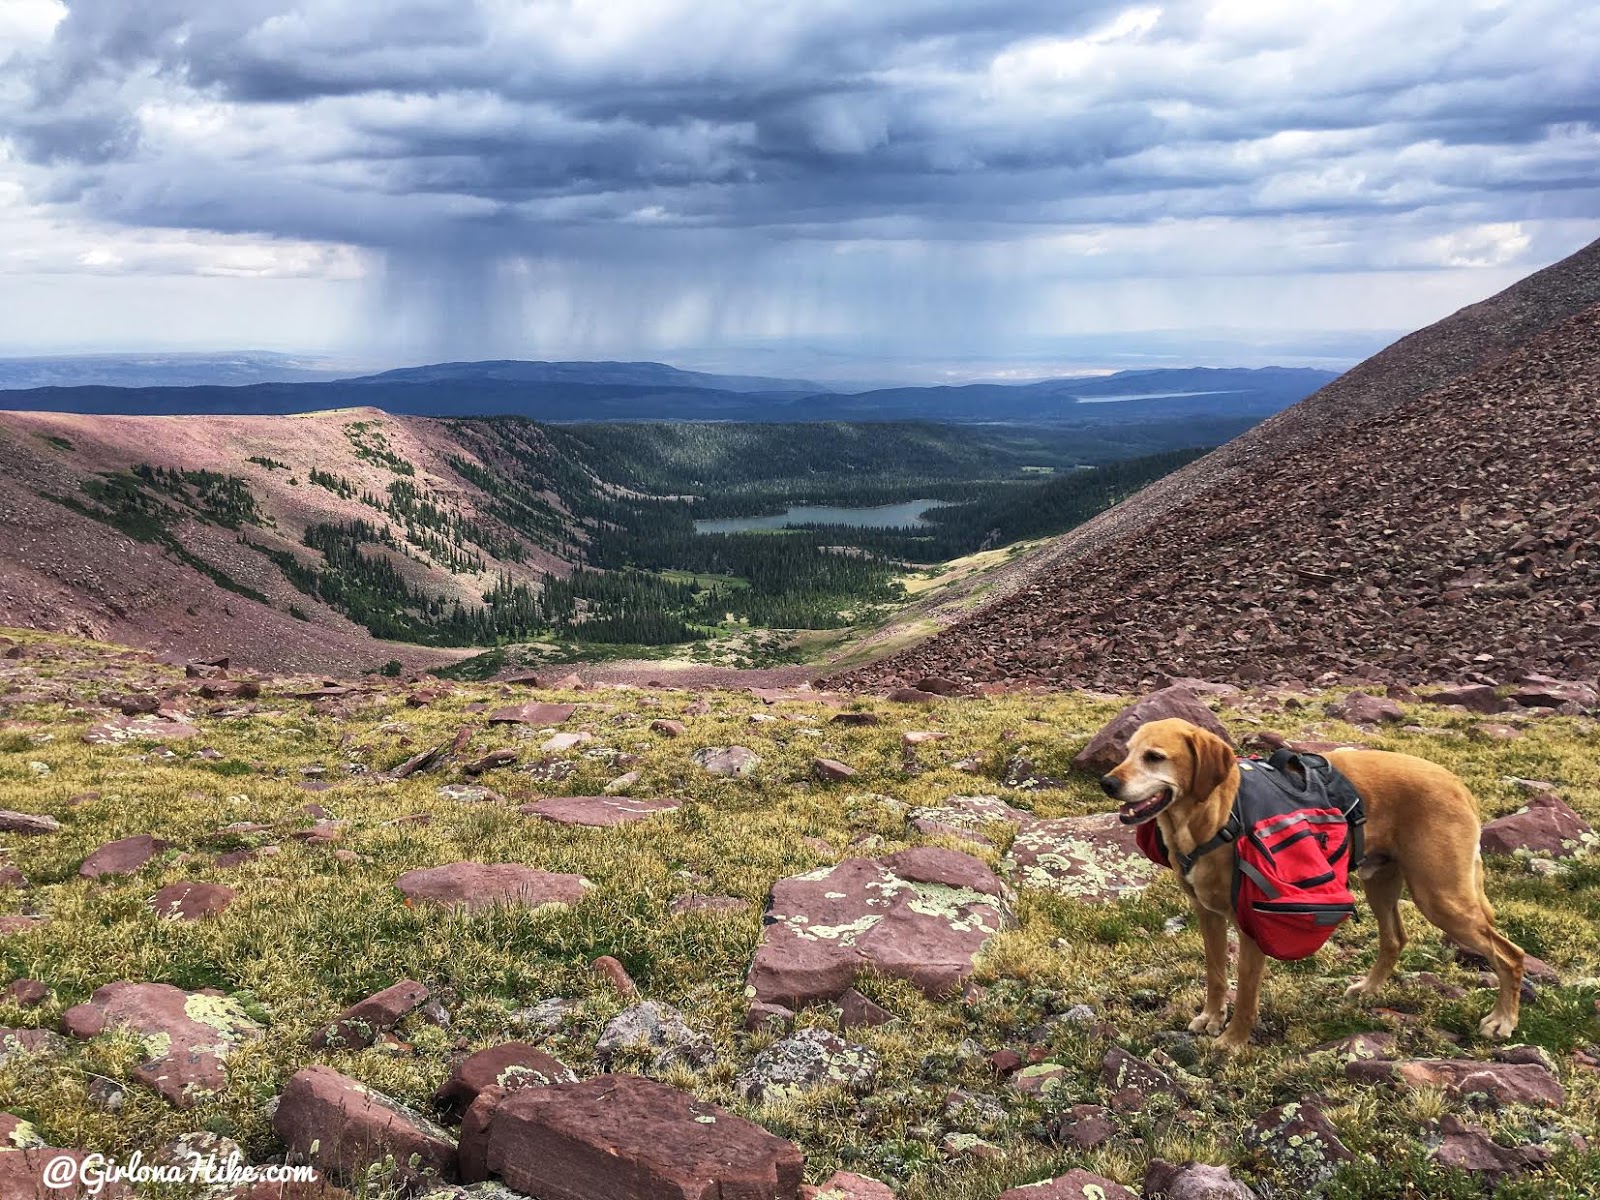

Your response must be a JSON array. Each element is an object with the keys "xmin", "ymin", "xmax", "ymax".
[
  {"xmin": 0, "ymin": 365, "xmax": 1335, "ymax": 430},
  {"xmin": 832, "ymin": 237, "xmax": 1600, "ymax": 693},
  {"xmin": 0, "ymin": 413, "xmax": 1196, "ymax": 673},
  {"xmin": 0, "ymin": 628, "xmax": 1595, "ymax": 1199}
]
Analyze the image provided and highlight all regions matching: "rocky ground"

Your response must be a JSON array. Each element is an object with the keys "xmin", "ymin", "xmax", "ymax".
[
  {"xmin": 0, "ymin": 627, "xmax": 1597, "ymax": 1198},
  {"xmin": 834, "ymin": 299, "xmax": 1600, "ymax": 697}
]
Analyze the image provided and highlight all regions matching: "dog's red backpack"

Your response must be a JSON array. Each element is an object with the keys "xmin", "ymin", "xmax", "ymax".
[{"xmin": 1139, "ymin": 748, "xmax": 1367, "ymax": 961}]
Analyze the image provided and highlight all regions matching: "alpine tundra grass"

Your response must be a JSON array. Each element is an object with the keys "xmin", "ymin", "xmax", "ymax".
[{"xmin": 0, "ymin": 627, "xmax": 1596, "ymax": 1198}]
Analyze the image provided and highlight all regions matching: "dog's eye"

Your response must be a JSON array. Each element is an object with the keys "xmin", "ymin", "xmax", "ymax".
[{"xmin": 1143, "ymin": 750, "xmax": 1166, "ymax": 763}]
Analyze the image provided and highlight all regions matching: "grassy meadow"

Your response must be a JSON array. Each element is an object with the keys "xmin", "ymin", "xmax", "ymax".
[{"xmin": 0, "ymin": 626, "xmax": 1596, "ymax": 1197}]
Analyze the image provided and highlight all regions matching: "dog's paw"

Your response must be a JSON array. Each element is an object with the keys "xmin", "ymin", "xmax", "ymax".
[
  {"xmin": 1478, "ymin": 1012, "xmax": 1517, "ymax": 1040},
  {"xmin": 1188, "ymin": 1012, "xmax": 1225, "ymax": 1035},
  {"xmin": 1214, "ymin": 1029, "xmax": 1252, "ymax": 1054},
  {"xmin": 1343, "ymin": 979, "xmax": 1377, "ymax": 1002}
]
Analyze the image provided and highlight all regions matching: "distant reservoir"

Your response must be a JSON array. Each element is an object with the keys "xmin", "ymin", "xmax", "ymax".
[{"xmin": 694, "ymin": 499, "xmax": 951, "ymax": 534}]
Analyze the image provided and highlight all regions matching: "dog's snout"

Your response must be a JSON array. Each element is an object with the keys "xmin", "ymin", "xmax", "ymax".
[{"xmin": 1099, "ymin": 774, "xmax": 1122, "ymax": 798}]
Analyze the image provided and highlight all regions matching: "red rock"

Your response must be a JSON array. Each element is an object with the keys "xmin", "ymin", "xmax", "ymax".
[
  {"xmin": 0, "ymin": 916, "xmax": 41, "ymax": 935},
  {"xmin": 61, "ymin": 981, "xmax": 262, "ymax": 1106},
  {"xmin": 1243, "ymin": 1097, "xmax": 1352, "ymax": 1182},
  {"xmin": 0, "ymin": 1126, "xmax": 136, "ymax": 1198},
  {"xmin": 83, "ymin": 714, "xmax": 200, "ymax": 744},
  {"xmin": 997, "ymin": 1170, "xmax": 1138, "ymax": 1200},
  {"xmin": 745, "ymin": 1002, "xmax": 794, "ymax": 1033},
  {"xmin": 432, "ymin": 1042, "xmax": 576, "ymax": 1120},
  {"xmin": 0, "ymin": 811, "xmax": 60, "ymax": 835},
  {"xmin": 912, "ymin": 676, "xmax": 965, "ymax": 696},
  {"xmin": 885, "ymin": 687, "xmax": 940, "ymax": 704},
  {"xmin": 747, "ymin": 850, "xmax": 1011, "ymax": 1007},
  {"xmin": 0, "ymin": 865, "xmax": 26, "ymax": 888},
  {"xmin": 457, "ymin": 1074, "xmax": 803, "ymax": 1199},
  {"xmin": 396, "ymin": 863, "xmax": 590, "ymax": 911},
  {"xmin": 831, "ymin": 712, "xmax": 882, "ymax": 727},
  {"xmin": 650, "ymin": 719, "xmax": 686, "ymax": 737},
  {"xmin": 1480, "ymin": 793, "xmax": 1593, "ymax": 857},
  {"xmin": 1072, "ymin": 686, "xmax": 1234, "ymax": 774},
  {"xmin": 838, "ymin": 988, "xmax": 895, "ymax": 1029},
  {"xmin": 591, "ymin": 955, "xmax": 637, "ymax": 997},
  {"xmin": 487, "ymin": 702, "xmax": 575, "ymax": 726},
  {"xmin": 79, "ymin": 835, "xmax": 170, "ymax": 878},
  {"xmin": 387, "ymin": 743, "xmax": 448, "ymax": 779},
  {"xmin": 1055, "ymin": 1104, "xmax": 1117, "ymax": 1148},
  {"xmin": 273, "ymin": 1065, "xmax": 457, "ymax": 1190},
  {"xmin": 1101, "ymin": 1047, "xmax": 1188, "ymax": 1112},
  {"xmin": 1143, "ymin": 1161, "xmax": 1256, "ymax": 1199},
  {"xmin": 463, "ymin": 749, "xmax": 518, "ymax": 775},
  {"xmin": 149, "ymin": 881, "xmax": 237, "ymax": 920},
  {"xmin": 1510, "ymin": 678, "xmax": 1597, "ymax": 710},
  {"xmin": 520, "ymin": 795, "xmax": 680, "ymax": 826},
  {"xmin": 214, "ymin": 849, "xmax": 261, "ymax": 869},
  {"xmin": 4, "ymin": 980, "xmax": 47, "ymax": 1007},
  {"xmin": 309, "ymin": 979, "xmax": 429, "ymax": 1050},
  {"xmin": 1421, "ymin": 683, "xmax": 1506, "ymax": 713},
  {"xmin": 1328, "ymin": 691, "xmax": 1406, "ymax": 725},
  {"xmin": 1346, "ymin": 1057, "xmax": 1565, "ymax": 1107},
  {"xmin": 802, "ymin": 1171, "xmax": 896, "ymax": 1199},
  {"xmin": 1433, "ymin": 1115, "xmax": 1551, "ymax": 1178},
  {"xmin": 811, "ymin": 758, "xmax": 858, "ymax": 783}
]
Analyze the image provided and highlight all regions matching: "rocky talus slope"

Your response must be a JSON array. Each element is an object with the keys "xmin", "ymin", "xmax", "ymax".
[{"xmin": 833, "ymin": 242, "xmax": 1600, "ymax": 693}]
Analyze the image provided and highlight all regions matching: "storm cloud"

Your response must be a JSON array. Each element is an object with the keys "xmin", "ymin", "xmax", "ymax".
[{"xmin": 2, "ymin": 0, "xmax": 1597, "ymax": 374}]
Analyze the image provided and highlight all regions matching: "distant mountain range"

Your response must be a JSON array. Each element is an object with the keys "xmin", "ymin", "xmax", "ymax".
[
  {"xmin": 0, "ymin": 359, "xmax": 1337, "ymax": 426},
  {"xmin": 0, "ymin": 351, "xmax": 352, "ymax": 389}
]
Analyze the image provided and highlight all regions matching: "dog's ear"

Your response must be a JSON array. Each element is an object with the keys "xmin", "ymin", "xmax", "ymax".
[{"xmin": 1185, "ymin": 726, "xmax": 1234, "ymax": 800}]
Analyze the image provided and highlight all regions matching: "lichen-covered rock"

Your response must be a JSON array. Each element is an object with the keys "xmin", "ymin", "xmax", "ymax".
[
  {"xmin": 906, "ymin": 794, "xmax": 1031, "ymax": 846},
  {"xmin": 998, "ymin": 1170, "xmax": 1139, "ymax": 1200},
  {"xmin": 746, "ymin": 847, "xmax": 1012, "ymax": 1007},
  {"xmin": 83, "ymin": 714, "xmax": 200, "ymax": 744},
  {"xmin": 735, "ymin": 1027, "xmax": 879, "ymax": 1104},
  {"xmin": 0, "ymin": 1111, "xmax": 136, "ymax": 1198},
  {"xmin": 0, "ymin": 811, "xmax": 59, "ymax": 835},
  {"xmin": 595, "ymin": 1001, "xmax": 713, "ymax": 1073},
  {"xmin": 458, "ymin": 1074, "xmax": 803, "ymax": 1198},
  {"xmin": 1143, "ymin": 1160, "xmax": 1257, "ymax": 1199},
  {"xmin": 691, "ymin": 746, "xmax": 762, "ymax": 776},
  {"xmin": 62, "ymin": 982, "xmax": 262, "ymax": 1107},
  {"xmin": 1004, "ymin": 812, "xmax": 1164, "ymax": 900},
  {"xmin": 1101, "ymin": 1047, "xmax": 1189, "ymax": 1113},
  {"xmin": 433, "ymin": 1043, "xmax": 576, "ymax": 1120},
  {"xmin": 437, "ymin": 784, "xmax": 504, "ymax": 804},
  {"xmin": 801, "ymin": 1170, "xmax": 896, "ymax": 1199},
  {"xmin": 520, "ymin": 795, "xmax": 681, "ymax": 826},
  {"xmin": 1055, "ymin": 1104, "xmax": 1117, "ymax": 1149},
  {"xmin": 1242, "ymin": 1097, "xmax": 1352, "ymax": 1183},
  {"xmin": 274, "ymin": 1065, "xmax": 457, "ymax": 1191},
  {"xmin": 396, "ymin": 863, "xmax": 591, "ymax": 912},
  {"xmin": 0, "ymin": 1028, "xmax": 64, "ymax": 1065},
  {"xmin": 309, "ymin": 979, "xmax": 429, "ymax": 1050}
]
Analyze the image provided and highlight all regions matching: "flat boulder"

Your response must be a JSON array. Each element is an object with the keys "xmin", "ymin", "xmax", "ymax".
[
  {"xmin": 1004, "ymin": 812, "xmax": 1164, "ymax": 900},
  {"xmin": 1432, "ymin": 1115, "xmax": 1552, "ymax": 1179},
  {"xmin": 520, "ymin": 795, "xmax": 681, "ymax": 827},
  {"xmin": 1509, "ymin": 677, "xmax": 1597, "ymax": 710},
  {"xmin": 1327, "ymin": 691, "xmax": 1406, "ymax": 725},
  {"xmin": 487, "ymin": 702, "xmax": 575, "ymax": 727},
  {"xmin": 432, "ymin": 1042, "xmax": 576, "ymax": 1120},
  {"xmin": 149, "ymin": 881, "xmax": 237, "ymax": 921},
  {"xmin": 437, "ymin": 784, "xmax": 503, "ymax": 805},
  {"xmin": 747, "ymin": 847, "xmax": 1012, "ymax": 1007},
  {"xmin": 0, "ymin": 1116, "xmax": 135, "ymax": 1198},
  {"xmin": 998, "ymin": 1171, "xmax": 1138, "ymax": 1200},
  {"xmin": 691, "ymin": 746, "xmax": 761, "ymax": 777},
  {"xmin": 1346, "ymin": 1057, "xmax": 1565, "ymax": 1108},
  {"xmin": 458, "ymin": 1074, "xmax": 803, "ymax": 1199},
  {"xmin": 396, "ymin": 863, "xmax": 590, "ymax": 912},
  {"xmin": 1421, "ymin": 684, "xmax": 1506, "ymax": 714},
  {"xmin": 309, "ymin": 979, "xmax": 430, "ymax": 1051},
  {"xmin": 62, "ymin": 982, "xmax": 262, "ymax": 1107},
  {"xmin": 1480, "ymin": 793, "xmax": 1594, "ymax": 857},
  {"xmin": 274, "ymin": 1065, "xmax": 457, "ymax": 1191},
  {"xmin": 801, "ymin": 1171, "xmax": 895, "ymax": 1200},
  {"xmin": 80, "ymin": 834, "xmax": 170, "ymax": 878},
  {"xmin": 1073, "ymin": 686, "xmax": 1233, "ymax": 774},
  {"xmin": 83, "ymin": 714, "xmax": 200, "ymax": 744},
  {"xmin": 0, "ymin": 811, "xmax": 60, "ymax": 835}
]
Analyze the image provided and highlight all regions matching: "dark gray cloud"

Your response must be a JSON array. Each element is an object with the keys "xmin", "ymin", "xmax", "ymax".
[{"xmin": 1, "ymin": 0, "xmax": 1597, "ymax": 368}]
